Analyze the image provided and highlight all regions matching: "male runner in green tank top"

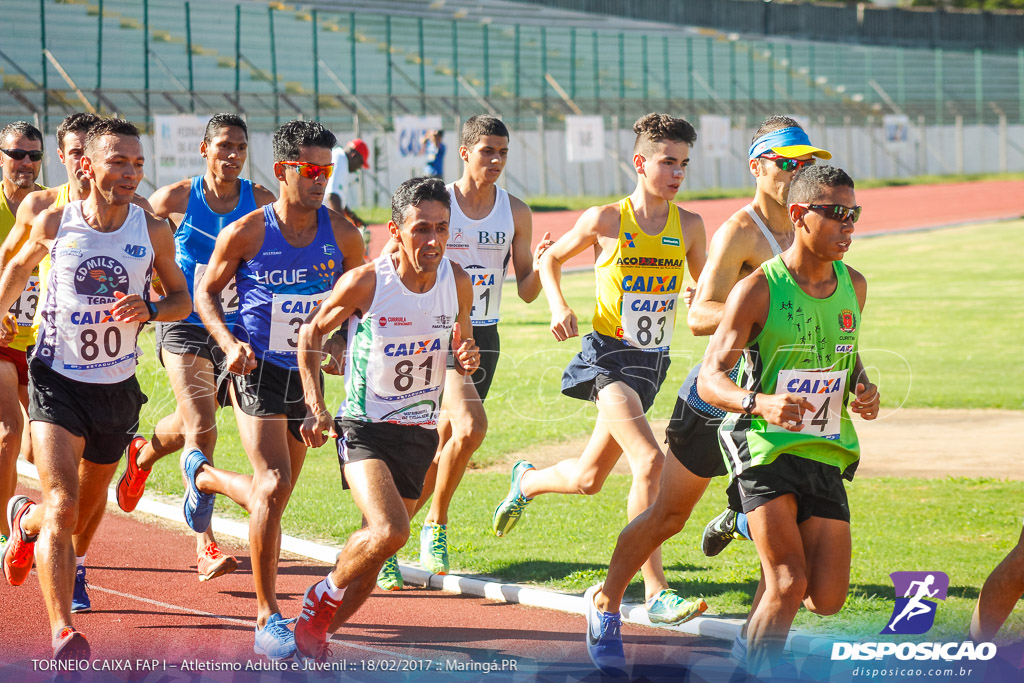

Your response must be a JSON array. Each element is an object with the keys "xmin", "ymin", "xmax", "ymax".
[{"xmin": 699, "ymin": 165, "xmax": 879, "ymax": 676}]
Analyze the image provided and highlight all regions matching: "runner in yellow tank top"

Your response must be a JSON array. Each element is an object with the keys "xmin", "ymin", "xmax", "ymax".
[
  {"xmin": 592, "ymin": 196, "xmax": 685, "ymax": 349},
  {"xmin": 491, "ymin": 115, "xmax": 708, "ymax": 654},
  {"xmin": 0, "ymin": 113, "xmax": 155, "ymax": 616}
]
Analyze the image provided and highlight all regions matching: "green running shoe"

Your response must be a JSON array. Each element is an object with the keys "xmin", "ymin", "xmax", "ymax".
[
  {"xmin": 419, "ymin": 523, "xmax": 449, "ymax": 575},
  {"xmin": 376, "ymin": 554, "xmax": 404, "ymax": 591},
  {"xmin": 492, "ymin": 460, "xmax": 535, "ymax": 537},
  {"xmin": 646, "ymin": 589, "xmax": 708, "ymax": 626}
]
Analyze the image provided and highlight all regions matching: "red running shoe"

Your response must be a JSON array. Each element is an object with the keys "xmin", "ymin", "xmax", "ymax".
[
  {"xmin": 116, "ymin": 436, "xmax": 151, "ymax": 513},
  {"xmin": 197, "ymin": 542, "xmax": 238, "ymax": 582},
  {"xmin": 53, "ymin": 626, "xmax": 90, "ymax": 661},
  {"xmin": 294, "ymin": 582, "xmax": 342, "ymax": 662},
  {"xmin": 3, "ymin": 496, "xmax": 36, "ymax": 586}
]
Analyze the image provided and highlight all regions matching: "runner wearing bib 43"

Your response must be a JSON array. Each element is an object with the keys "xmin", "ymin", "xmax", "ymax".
[
  {"xmin": 116, "ymin": 114, "xmax": 276, "ymax": 584},
  {"xmin": 699, "ymin": 165, "xmax": 879, "ymax": 676},
  {"xmin": 491, "ymin": 116, "xmax": 708, "ymax": 667}
]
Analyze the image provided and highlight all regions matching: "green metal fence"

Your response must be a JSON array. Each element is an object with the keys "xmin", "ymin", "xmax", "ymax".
[{"xmin": 2, "ymin": 0, "xmax": 1023, "ymax": 136}]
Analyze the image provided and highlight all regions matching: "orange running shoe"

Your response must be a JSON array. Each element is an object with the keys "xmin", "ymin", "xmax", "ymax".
[
  {"xmin": 3, "ymin": 495, "xmax": 36, "ymax": 586},
  {"xmin": 198, "ymin": 542, "xmax": 238, "ymax": 582},
  {"xmin": 295, "ymin": 582, "xmax": 341, "ymax": 662},
  {"xmin": 116, "ymin": 435, "xmax": 151, "ymax": 513}
]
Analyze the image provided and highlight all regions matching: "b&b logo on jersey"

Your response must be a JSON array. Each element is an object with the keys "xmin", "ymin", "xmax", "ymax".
[
  {"xmin": 75, "ymin": 256, "xmax": 129, "ymax": 298},
  {"xmin": 881, "ymin": 571, "xmax": 949, "ymax": 635}
]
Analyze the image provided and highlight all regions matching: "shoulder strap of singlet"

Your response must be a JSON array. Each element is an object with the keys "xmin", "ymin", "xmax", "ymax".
[{"xmin": 743, "ymin": 204, "xmax": 784, "ymax": 256}]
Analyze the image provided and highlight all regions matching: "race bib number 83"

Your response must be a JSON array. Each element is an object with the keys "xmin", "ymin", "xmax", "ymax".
[{"xmin": 620, "ymin": 293, "xmax": 677, "ymax": 350}]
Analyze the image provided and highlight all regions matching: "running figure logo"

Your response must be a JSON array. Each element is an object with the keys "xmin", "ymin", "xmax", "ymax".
[{"xmin": 881, "ymin": 571, "xmax": 949, "ymax": 635}]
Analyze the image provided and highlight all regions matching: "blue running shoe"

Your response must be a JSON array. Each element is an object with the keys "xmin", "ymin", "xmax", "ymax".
[
  {"xmin": 71, "ymin": 565, "xmax": 91, "ymax": 613},
  {"xmin": 181, "ymin": 449, "xmax": 215, "ymax": 533},
  {"xmin": 254, "ymin": 612, "xmax": 297, "ymax": 661},
  {"xmin": 492, "ymin": 460, "xmax": 535, "ymax": 537},
  {"xmin": 584, "ymin": 584, "xmax": 626, "ymax": 676}
]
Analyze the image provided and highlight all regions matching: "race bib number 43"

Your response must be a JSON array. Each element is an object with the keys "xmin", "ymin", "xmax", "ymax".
[
  {"xmin": 9, "ymin": 275, "xmax": 40, "ymax": 327},
  {"xmin": 770, "ymin": 368, "xmax": 847, "ymax": 440},
  {"xmin": 269, "ymin": 292, "xmax": 326, "ymax": 352},
  {"xmin": 621, "ymin": 293, "xmax": 677, "ymax": 350}
]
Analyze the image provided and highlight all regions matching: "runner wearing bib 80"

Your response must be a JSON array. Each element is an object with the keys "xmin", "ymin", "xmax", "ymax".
[
  {"xmin": 491, "ymin": 114, "xmax": 708, "ymax": 638},
  {"xmin": 0, "ymin": 118, "xmax": 192, "ymax": 661},
  {"xmin": 291, "ymin": 177, "xmax": 479, "ymax": 663},
  {"xmin": 115, "ymin": 114, "xmax": 275, "ymax": 584},
  {"xmin": 0, "ymin": 113, "xmax": 159, "ymax": 616},
  {"xmin": 180, "ymin": 120, "xmax": 364, "ymax": 661},
  {"xmin": 377, "ymin": 115, "xmax": 553, "ymax": 588},
  {"xmin": 699, "ymin": 165, "xmax": 879, "ymax": 676}
]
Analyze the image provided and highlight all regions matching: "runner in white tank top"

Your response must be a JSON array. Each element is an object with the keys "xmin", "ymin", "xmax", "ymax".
[
  {"xmin": 376, "ymin": 116, "xmax": 554, "ymax": 585},
  {"xmin": 292, "ymin": 177, "xmax": 479, "ymax": 662},
  {"xmin": 0, "ymin": 119, "xmax": 191, "ymax": 659}
]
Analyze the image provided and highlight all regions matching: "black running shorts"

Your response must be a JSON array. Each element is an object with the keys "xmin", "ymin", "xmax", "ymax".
[
  {"xmin": 155, "ymin": 321, "xmax": 230, "ymax": 406},
  {"xmin": 225, "ymin": 357, "xmax": 321, "ymax": 444},
  {"xmin": 335, "ymin": 417, "xmax": 438, "ymax": 500},
  {"xmin": 28, "ymin": 358, "xmax": 146, "ymax": 466},
  {"xmin": 666, "ymin": 396, "xmax": 728, "ymax": 479},
  {"xmin": 446, "ymin": 323, "xmax": 500, "ymax": 401},
  {"xmin": 727, "ymin": 453, "xmax": 851, "ymax": 524}
]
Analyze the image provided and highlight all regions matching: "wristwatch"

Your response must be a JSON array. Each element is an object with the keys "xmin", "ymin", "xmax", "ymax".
[
  {"xmin": 741, "ymin": 392, "xmax": 757, "ymax": 416},
  {"xmin": 145, "ymin": 300, "xmax": 159, "ymax": 322}
]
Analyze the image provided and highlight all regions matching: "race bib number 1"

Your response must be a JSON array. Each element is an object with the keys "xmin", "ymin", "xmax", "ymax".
[
  {"xmin": 620, "ymin": 293, "xmax": 677, "ymax": 349},
  {"xmin": 10, "ymin": 275, "xmax": 40, "ymax": 327},
  {"xmin": 469, "ymin": 268, "xmax": 503, "ymax": 325},
  {"xmin": 194, "ymin": 263, "xmax": 238, "ymax": 315},
  {"xmin": 770, "ymin": 368, "xmax": 847, "ymax": 440},
  {"xmin": 268, "ymin": 292, "xmax": 326, "ymax": 352}
]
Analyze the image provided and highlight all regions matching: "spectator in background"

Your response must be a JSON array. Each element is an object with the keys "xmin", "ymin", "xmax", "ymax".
[
  {"xmin": 326, "ymin": 192, "xmax": 369, "ymax": 258},
  {"xmin": 420, "ymin": 130, "xmax": 445, "ymax": 179},
  {"xmin": 324, "ymin": 138, "xmax": 370, "ymax": 222}
]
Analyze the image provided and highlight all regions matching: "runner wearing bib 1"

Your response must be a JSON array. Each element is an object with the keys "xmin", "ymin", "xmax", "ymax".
[
  {"xmin": 563, "ymin": 196, "xmax": 686, "ymax": 412},
  {"xmin": 442, "ymin": 181, "xmax": 512, "ymax": 400},
  {"xmin": 719, "ymin": 254, "xmax": 861, "ymax": 483},
  {"xmin": 227, "ymin": 203, "xmax": 343, "ymax": 441}
]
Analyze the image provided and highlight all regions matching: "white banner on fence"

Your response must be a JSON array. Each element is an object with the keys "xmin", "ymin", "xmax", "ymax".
[
  {"xmin": 565, "ymin": 116, "xmax": 605, "ymax": 162},
  {"xmin": 153, "ymin": 115, "xmax": 208, "ymax": 186},
  {"xmin": 394, "ymin": 116, "xmax": 443, "ymax": 160},
  {"xmin": 883, "ymin": 114, "xmax": 911, "ymax": 149},
  {"xmin": 699, "ymin": 115, "xmax": 732, "ymax": 159}
]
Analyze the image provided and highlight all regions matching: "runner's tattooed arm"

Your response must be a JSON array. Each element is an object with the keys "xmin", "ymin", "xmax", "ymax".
[
  {"xmin": 297, "ymin": 263, "xmax": 377, "ymax": 448},
  {"xmin": 698, "ymin": 270, "xmax": 814, "ymax": 431}
]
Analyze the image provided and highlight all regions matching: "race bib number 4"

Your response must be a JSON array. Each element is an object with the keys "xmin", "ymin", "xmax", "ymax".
[
  {"xmin": 368, "ymin": 333, "xmax": 446, "ymax": 399},
  {"xmin": 770, "ymin": 368, "xmax": 847, "ymax": 440},
  {"xmin": 194, "ymin": 263, "xmax": 238, "ymax": 315},
  {"xmin": 9, "ymin": 275, "xmax": 40, "ymax": 327},
  {"xmin": 268, "ymin": 292, "xmax": 326, "ymax": 352},
  {"xmin": 469, "ymin": 268, "xmax": 503, "ymax": 325},
  {"xmin": 620, "ymin": 293, "xmax": 677, "ymax": 349}
]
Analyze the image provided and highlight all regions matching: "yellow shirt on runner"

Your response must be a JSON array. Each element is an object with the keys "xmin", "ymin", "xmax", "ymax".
[
  {"xmin": 591, "ymin": 197, "xmax": 686, "ymax": 351},
  {"xmin": 1, "ymin": 183, "xmax": 48, "ymax": 351}
]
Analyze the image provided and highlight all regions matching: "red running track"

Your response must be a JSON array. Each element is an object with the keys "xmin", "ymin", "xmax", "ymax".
[{"xmin": 0, "ymin": 484, "xmax": 737, "ymax": 682}]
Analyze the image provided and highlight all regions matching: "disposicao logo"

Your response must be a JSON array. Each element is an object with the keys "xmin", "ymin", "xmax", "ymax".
[{"xmin": 882, "ymin": 571, "xmax": 948, "ymax": 635}]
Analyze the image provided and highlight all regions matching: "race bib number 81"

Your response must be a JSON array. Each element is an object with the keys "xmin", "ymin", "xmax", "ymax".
[
  {"xmin": 770, "ymin": 368, "xmax": 847, "ymax": 440},
  {"xmin": 621, "ymin": 293, "xmax": 677, "ymax": 350},
  {"xmin": 368, "ymin": 333, "xmax": 446, "ymax": 399},
  {"xmin": 269, "ymin": 292, "xmax": 326, "ymax": 352}
]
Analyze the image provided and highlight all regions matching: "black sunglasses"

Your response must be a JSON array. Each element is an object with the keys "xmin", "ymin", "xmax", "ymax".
[
  {"xmin": 793, "ymin": 203, "xmax": 862, "ymax": 223},
  {"xmin": 1, "ymin": 148, "xmax": 44, "ymax": 162}
]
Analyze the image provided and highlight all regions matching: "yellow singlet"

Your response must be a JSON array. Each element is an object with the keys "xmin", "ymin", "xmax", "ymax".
[
  {"xmin": 591, "ymin": 197, "xmax": 686, "ymax": 351},
  {"xmin": 1, "ymin": 182, "xmax": 49, "ymax": 351}
]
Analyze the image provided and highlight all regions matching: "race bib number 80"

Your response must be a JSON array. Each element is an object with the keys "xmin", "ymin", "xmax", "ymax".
[
  {"xmin": 620, "ymin": 293, "xmax": 677, "ymax": 350},
  {"xmin": 770, "ymin": 368, "xmax": 847, "ymax": 440},
  {"xmin": 269, "ymin": 292, "xmax": 326, "ymax": 352}
]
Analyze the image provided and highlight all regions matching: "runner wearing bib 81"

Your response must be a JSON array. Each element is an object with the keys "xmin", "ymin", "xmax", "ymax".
[
  {"xmin": 183, "ymin": 120, "xmax": 364, "ymax": 661},
  {"xmin": 377, "ymin": 115, "xmax": 553, "ymax": 587},
  {"xmin": 115, "ymin": 114, "xmax": 276, "ymax": 584},
  {"xmin": 491, "ymin": 113, "xmax": 708, "ymax": 630},
  {"xmin": 699, "ymin": 165, "xmax": 879, "ymax": 676}
]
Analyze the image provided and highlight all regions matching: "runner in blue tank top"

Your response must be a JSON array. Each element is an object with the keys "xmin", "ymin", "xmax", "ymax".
[
  {"xmin": 116, "ymin": 114, "xmax": 276, "ymax": 584},
  {"xmin": 184, "ymin": 120, "xmax": 364, "ymax": 661}
]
